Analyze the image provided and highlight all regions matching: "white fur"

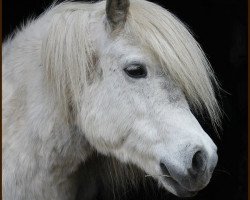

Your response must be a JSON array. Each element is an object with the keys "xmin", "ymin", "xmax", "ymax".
[{"xmin": 3, "ymin": 0, "xmax": 221, "ymax": 199}]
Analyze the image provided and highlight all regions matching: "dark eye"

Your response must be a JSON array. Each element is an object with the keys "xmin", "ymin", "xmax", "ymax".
[{"xmin": 124, "ymin": 64, "xmax": 147, "ymax": 78}]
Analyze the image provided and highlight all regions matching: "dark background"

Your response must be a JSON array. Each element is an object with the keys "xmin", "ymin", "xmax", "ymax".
[{"xmin": 3, "ymin": 0, "xmax": 247, "ymax": 199}]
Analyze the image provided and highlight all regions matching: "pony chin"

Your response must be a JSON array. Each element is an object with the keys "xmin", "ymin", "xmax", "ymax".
[{"xmin": 160, "ymin": 178, "xmax": 199, "ymax": 197}]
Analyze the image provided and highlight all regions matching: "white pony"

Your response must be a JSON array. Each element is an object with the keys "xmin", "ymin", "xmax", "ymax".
[{"xmin": 3, "ymin": 0, "xmax": 221, "ymax": 199}]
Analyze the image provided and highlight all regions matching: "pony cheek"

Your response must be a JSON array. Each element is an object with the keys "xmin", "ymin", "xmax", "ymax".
[{"xmin": 81, "ymin": 110, "xmax": 131, "ymax": 154}]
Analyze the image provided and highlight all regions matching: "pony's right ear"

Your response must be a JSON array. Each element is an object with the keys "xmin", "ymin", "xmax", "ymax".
[{"xmin": 106, "ymin": 0, "xmax": 130, "ymax": 30}]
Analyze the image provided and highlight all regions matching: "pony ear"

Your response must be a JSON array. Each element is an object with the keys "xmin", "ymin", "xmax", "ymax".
[{"xmin": 106, "ymin": 0, "xmax": 130, "ymax": 30}]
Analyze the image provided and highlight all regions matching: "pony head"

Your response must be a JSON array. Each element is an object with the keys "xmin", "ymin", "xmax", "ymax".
[{"xmin": 43, "ymin": 0, "xmax": 221, "ymax": 197}]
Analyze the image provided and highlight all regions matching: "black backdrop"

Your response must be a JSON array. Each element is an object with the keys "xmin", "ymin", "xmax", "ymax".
[{"xmin": 3, "ymin": 0, "xmax": 247, "ymax": 199}]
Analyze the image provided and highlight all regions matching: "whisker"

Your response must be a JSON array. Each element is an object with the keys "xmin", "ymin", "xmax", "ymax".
[
  {"xmin": 145, "ymin": 174, "xmax": 171, "ymax": 178},
  {"xmin": 214, "ymin": 169, "xmax": 231, "ymax": 176}
]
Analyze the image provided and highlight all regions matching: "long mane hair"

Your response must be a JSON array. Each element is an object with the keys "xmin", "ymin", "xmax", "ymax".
[{"xmin": 41, "ymin": 0, "xmax": 221, "ymax": 128}]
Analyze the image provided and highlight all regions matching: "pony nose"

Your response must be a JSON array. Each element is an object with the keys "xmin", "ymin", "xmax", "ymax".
[
  {"xmin": 160, "ymin": 161, "xmax": 171, "ymax": 176},
  {"xmin": 189, "ymin": 150, "xmax": 207, "ymax": 176}
]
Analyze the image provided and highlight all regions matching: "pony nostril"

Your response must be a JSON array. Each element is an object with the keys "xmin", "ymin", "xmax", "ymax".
[
  {"xmin": 160, "ymin": 161, "xmax": 170, "ymax": 176},
  {"xmin": 190, "ymin": 151, "xmax": 207, "ymax": 175}
]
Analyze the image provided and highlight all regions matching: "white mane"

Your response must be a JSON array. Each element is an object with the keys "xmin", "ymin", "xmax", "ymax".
[
  {"xmin": 41, "ymin": 0, "xmax": 221, "ymax": 127},
  {"xmin": 127, "ymin": 1, "xmax": 221, "ymax": 128}
]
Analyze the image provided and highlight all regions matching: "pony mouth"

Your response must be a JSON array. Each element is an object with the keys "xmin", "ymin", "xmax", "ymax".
[
  {"xmin": 159, "ymin": 163, "xmax": 199, "ymax": 197},
  {"xmin": 145, "ymin": 173, "xmax": 199, "ymax": 197},
  {"xmin": 161, "ymin": 175, "xmax": 198, "ymax": 197}
]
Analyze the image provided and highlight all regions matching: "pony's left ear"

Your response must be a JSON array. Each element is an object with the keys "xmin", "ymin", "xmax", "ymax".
[{"xmin": 106, "ymin": 0, "xmax": 130, "ymax": 30}]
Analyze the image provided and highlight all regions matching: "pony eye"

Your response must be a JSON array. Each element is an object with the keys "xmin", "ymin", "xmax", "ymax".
[{"xmin": 124, "ymin": 64, "xmax": 147, "ymax": 78}]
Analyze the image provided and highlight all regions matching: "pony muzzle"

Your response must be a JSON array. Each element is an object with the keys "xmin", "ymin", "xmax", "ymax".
[{"xmin": 159, "ymin": 146, "xmax": 218, "ymax": 195}]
